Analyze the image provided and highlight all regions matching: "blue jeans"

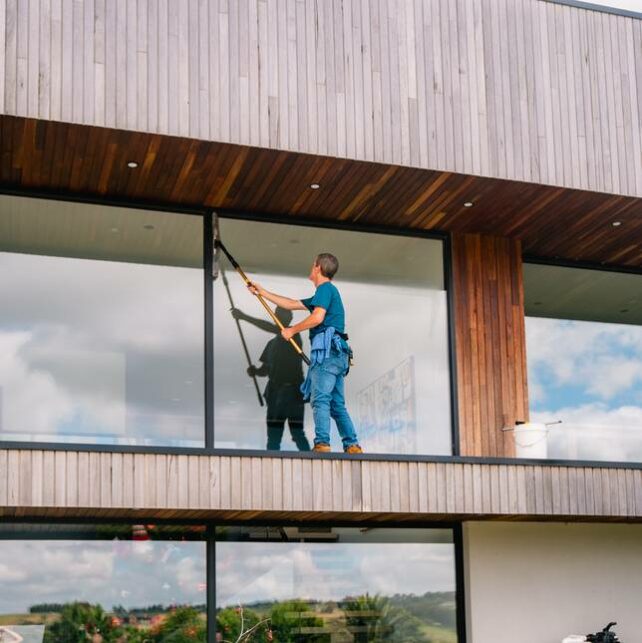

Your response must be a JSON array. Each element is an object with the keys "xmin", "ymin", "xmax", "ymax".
[{"xmin": 309, "ymin": 350, "xmax": 359, "ymax": 448}]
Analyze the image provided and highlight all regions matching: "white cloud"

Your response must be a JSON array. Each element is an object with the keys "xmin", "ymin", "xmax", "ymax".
[
  {"xmin": 216, "ymin": 542, "xmax": 456, "ymax": 607},
  {"xmin": 531, "ymin": 404, "xmax": 642, "ymax": 462},
  {"xmin": 526, "ymin": 317, "xmax": 642, "ymax": 461},
  {"xmin": 0, "ymin": 540, "xmax": 205, "ymax": 614},
  {"xmin": 0, "ymin": 562, "xmax": 28, "ymax": 583},
  {"xmin": 0, "ymin": 331, "xmax": 75, "ymax": 433},
  {"xmin": 526, "ymin": 318, "xmax": 642, "ymax": 402},
  {"xmin": 0, "ymin": 252, "xmax": 204, "ymax": 444}
]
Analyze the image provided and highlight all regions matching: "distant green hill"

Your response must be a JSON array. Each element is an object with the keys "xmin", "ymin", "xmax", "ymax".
[
  {"xmin": 218, "ymin": 591, "xmax": 458, "ymax": 640},
  {"xmin": 387, "ymin": 592, "xmax": 457, "ymax": 630}
]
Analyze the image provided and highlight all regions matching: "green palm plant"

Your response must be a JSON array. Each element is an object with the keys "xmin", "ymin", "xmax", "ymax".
[{"xmin": 343, "ymin": 594, "xmax": 424, "ymax": 643}]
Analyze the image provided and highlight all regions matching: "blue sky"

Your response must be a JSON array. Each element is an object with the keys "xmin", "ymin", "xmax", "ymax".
[{"xmin": 526, "ymin": 317, "xmax": 642, "ymax": 461}]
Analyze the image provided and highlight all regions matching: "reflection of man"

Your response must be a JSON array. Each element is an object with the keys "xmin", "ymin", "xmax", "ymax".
[
  {"xmin": 247, "ymin": 253, "xmax": 363, "ymax": 454},
  {"xmin": 232, "ymin": 306, "xmax": 310, "ymax": 452}
]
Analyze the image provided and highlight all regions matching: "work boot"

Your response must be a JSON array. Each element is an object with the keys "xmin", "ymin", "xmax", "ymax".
[
  {"xmin": 313, "ymin": 443, "xmax": 331, "ymax": 453},
  {"xmin": 344, "ymin": 444, "xmax": 363, "ymax": 454}
]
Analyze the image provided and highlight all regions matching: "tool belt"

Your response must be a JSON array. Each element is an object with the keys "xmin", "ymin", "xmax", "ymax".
[{"xmin": 335, "ymin": 331, "xmax": 354, "ymax": 368}]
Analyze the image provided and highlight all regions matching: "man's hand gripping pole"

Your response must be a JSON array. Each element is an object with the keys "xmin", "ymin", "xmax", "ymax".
[{"xmin": 213, "ymin": 237, "xmax": 311, "ymax": 366}]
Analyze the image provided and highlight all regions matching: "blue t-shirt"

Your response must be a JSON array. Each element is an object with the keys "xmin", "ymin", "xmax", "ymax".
[{"xmin": 301, "ymin": 281, "xmax": 346, "ymax": 339}]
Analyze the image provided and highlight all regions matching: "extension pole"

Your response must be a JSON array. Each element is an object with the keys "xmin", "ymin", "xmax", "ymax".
[
  {"xmin": 220, "ymin": 265, "xmax": 264, "ymax": 407},
  {"xmin": 215, "ymin": 239, "xmax": 311, "ymax": 366}
]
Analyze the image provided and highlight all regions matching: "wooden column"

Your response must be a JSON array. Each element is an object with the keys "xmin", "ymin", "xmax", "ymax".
[{"xmin": 452, "ymin": 233, "xmax": 529, "ymax": 457}]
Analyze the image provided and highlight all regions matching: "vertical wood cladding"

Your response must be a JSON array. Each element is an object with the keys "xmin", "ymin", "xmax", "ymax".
[
  {"xmin": 1, "ymin": 0, "xmax": 641, "ymax": 197},
  {"xmin": 452, "ymin": 233, "xmax": 529, "ymax": 457}
]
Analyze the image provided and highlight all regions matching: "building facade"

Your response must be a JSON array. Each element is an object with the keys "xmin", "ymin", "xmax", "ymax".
[{"xmin": 0, "ymin": 0, "xmax": 641, "ymax": 641}]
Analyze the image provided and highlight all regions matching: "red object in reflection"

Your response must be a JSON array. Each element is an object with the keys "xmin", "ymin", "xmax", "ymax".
[{"xmin": 132, "ymin": 525, "xmax": 150, "ymax": 541}]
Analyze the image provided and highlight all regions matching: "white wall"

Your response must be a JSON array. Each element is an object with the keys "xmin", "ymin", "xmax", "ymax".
[{"xmin": 464, "ymin": 522, "xmax": 642, "ymax": 643}]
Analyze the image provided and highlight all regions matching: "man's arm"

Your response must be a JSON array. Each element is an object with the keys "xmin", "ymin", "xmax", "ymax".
[
  {"xmin": 247, "ymin": 282, "xmax": 307, "ymax": 311},
  {"xmin": 281, "ymin": 307, "xmax": 326, "ymax": 341}
]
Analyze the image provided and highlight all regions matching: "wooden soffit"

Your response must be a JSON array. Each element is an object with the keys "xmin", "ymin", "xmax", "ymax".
[{"xmin": 1, "ymin": 115, "xmax": 641, "ymax": 268}]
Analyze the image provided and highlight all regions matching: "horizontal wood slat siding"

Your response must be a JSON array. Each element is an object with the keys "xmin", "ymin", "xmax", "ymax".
[
  {"xmin": 1, "ymin": 450, "xmax": 641, "ymax": 522},
  {"xmin": 1, "ymin": 0, "xmax": 641, "ymax": 197},
  {"xmin": 453, "ymin": 233, "xmax": 529, "ymax": 457}
]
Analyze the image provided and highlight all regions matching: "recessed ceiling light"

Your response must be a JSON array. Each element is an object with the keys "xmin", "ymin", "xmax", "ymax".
[
  {"xmin": 612, "ymin": 221, "xmax": 622, "ymax": 227},
  {"xmin": 111, "ymin": 227, "xmax": 119, "ymax": 233},
  {"xmin": 463, "ymin": 201, "xmax": 474, "ymax": 207},
  {"xmin": 310, "ymin": 183, "xmax": 320, "ymax": 190},
  {"xmin": 143, "ymin": 224, "xmax": 155, "ymax": 230},
  {"xmin": 127, "ymin": 161, "xmax": 139, "ymax": 168}
]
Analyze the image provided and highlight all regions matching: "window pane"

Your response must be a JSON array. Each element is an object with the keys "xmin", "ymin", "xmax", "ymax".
[
  {"xmin": 216, "ymin": 527, "xmax": 459, "ymax": 642},
  {"xmin": 214, "ymin": 218, "xmax": 451, "ymax": 455},
  {"xmin": 524, "ymin": 263, "xmax": 642, "ymax": 462},
  {"xmin": 0, "ymin": 195, "xmax": 204, "ymax": 447},
  {"xmin": 0, "ymin": 523, "xmax": 207, "ymax": 642}
]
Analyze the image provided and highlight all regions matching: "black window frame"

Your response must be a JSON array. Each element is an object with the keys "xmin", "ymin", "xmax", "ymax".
[
  {"xmin": 4, "ymin": 188, "xmax": 642, "ymax": 470},
  {"xmin": 522, "ymin": 255, "xmax": 642, "ymax": 466},
  {"xmin": 0, "ymin": 188, "xmax": 210, "ymax": 450},
  {"xmin": 208, "ymin": 208, "xmax": 458, "ymax": 458},
  {"xmin": 0, "ymin": 187, "xmax": 459, "ymax": 460},
  {"xmin": 0, "ymin": 517, "xmax": 468, "ymax": 643}
]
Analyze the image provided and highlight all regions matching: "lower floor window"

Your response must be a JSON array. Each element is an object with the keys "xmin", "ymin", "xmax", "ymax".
[
  {"xmin": 0, "ymin": 524, "xmax": 207, "ymax": 642},
  {"xmin": 0, "ymin": 524, "xmax": 460, "ymax": 642},
  {"xmin": 216, "ymin": 526, "xmax": 459, "ymax": 642}
]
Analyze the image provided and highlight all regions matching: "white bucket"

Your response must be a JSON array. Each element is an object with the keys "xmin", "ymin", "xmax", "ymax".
[{"xmin": 513, "ymin": 422, "xmax": 549, "ymax": 459}]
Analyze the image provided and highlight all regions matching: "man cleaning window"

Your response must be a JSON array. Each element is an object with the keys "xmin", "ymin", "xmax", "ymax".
[{"xmin": 247, "ymin": 253, "xmax": 363, "ymax": 454}]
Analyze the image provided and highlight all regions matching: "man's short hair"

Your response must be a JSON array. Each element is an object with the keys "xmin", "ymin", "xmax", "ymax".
[{"xmin": 315, "ymin": 253, "xmax": 339, "ymax": 279}]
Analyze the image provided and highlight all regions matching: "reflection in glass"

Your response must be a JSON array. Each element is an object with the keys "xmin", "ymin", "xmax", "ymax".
[
  {"xmin": 232, "ymin": 306, "xmax": 310, "ymax": 452},
  {"xmin": 0, "ymin": 195, "xmax": 204, "ymax": 447},
  {"xmin": 0, "ymin": 524, "xmax": 207, "ymax": 642},
  {"xmin": 214, "ymin": 219, "xmax": 452, "ymax": 455},
  {"xmin": 216, "ymin": 527, "xmax": 458, "ymax": 642},
  {"xmin": 524, "ymin": 263, "xmax": 642, "ymax": 462}
]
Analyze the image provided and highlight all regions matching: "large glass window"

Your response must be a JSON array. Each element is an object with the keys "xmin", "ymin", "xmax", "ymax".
[
  {"xmin": 0, "ymin": 524, "xmax": 461, "ymax": 643},
  {"xmin": 216, "ymin": 526, "xmax": 460, "ymax": 642},
  {"xmin": 524, "ymin": 263, "xmax": 642, "ymax": 462},
  {"xmin": 0, "ymin": 195, "xmax": 204, "ymax": 447},
  {"xmin": 213, "ymin": 218, "xmax": 452, "ymax": 455},
  {"xmin": 0, "ymin": 523, "xmax": 207, "ymax": 642}
]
